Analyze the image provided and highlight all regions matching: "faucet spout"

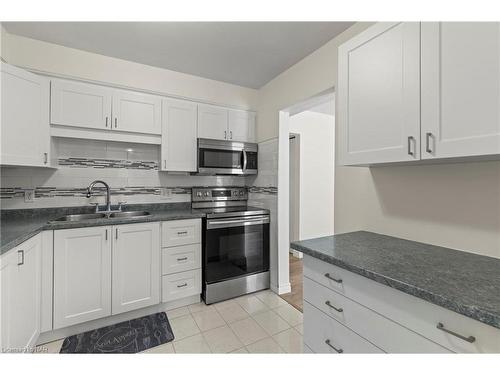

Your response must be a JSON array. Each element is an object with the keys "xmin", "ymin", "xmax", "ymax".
[{"xmin": 86, "ymin": 180, "xmax": 112, "ymax": 212}]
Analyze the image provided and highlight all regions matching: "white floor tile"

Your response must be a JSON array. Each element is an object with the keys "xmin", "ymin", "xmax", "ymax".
[
  {"xmin": 173, "ymin": 333, "xmax": 211, "ymax": 353},
  {"xmin": 236, "ymin": 295, "xmax": 269, "ymax": 315},
  {"xmin": 142, "ymin": 342, "xmax": 175, "ymax": 354},
  {"xmin": 188, "ymin": 302, "xmax": 215, "ymax": 313},
  {"xmin": 246, "ymin": 337, "xmax": 285, "ymax": 353},
  {"xmin": 192, "ymin": 309, "xmax": 226, "ymax": 331},
  {"xmin": 170, "ymin": 314, "xmax": 201, "ymax": 340},
  {"xmin": 274, "ymin": 304, "xmax": 303, "ymax": 326},
  {"xmin": 166, "ymin": 306, "xmax": 190, "ymax": 319},
  {"xmin": 215, "ymin": 300, "xmax": 250, "ymax": 324},
  {"xmin": 230, "ymin": 346, "xmax": 249, "ymax": 353},
  {"xmin": 203, "ymin": 326, "xmax": 244, "ymax": 353},
  {"xmin": 252, "ymin": 309, "xmax": 291, "ymax": 335},
  {"xmin": 273, "ymin": 328, "xmax": 303, "ymax": 353},
  {"xmin": 229, "ymin": 317, "xmax": 269, "ymax": 345},
  {"xmin": 255, "ymin": 290, "xmax": 288, "ymax": 309},
  {"xmin": 294, "ymin": 323, "xmax": 303, "ymax": 335}
]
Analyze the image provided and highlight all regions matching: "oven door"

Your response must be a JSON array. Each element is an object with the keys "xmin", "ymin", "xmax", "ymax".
[{"xmin": 204, "ymin": 215, "xmax": 270, "ymax": 284}]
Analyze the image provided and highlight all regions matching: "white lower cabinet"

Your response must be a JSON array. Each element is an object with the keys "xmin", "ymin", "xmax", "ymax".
[
  {"xmin": 0, "ymin": 234, "xmax": 42, "ymax": 351},
  {"xmin": 162, "ymin": 269, "xmax": 201, "ymax": 303},
  {"xmin": 54, "ymin": 227, "xmax": 112, "ymax": 329},
  {"xmin": 112, "ymin": 223, "xmax": 160, "ymax": 314}
]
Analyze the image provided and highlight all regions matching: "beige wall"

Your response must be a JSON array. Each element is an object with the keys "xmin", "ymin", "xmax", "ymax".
[
  {"xmin": 256, "ymin": 22, "xmax": 500, "ymax": 258},
  {"xmin": 1, "ymin": 29, "xmax": 258, "ymax": 110}
]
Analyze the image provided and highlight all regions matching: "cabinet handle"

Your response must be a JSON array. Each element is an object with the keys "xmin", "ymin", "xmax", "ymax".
[
  {"xmin": 224, "ymin": 130, "xmax": 227, "ymax": 139},
  {"xmin": 177, "ymin": 231, "xmax": 188, "ymax": 236},
  {"xmin": 436, "ymin": 323, "xmax": 476, "ymax": 343},
  {"xmin": 325, "ymin": 339, "xmax": 343, "ymax": 353},
  {"xmin": 426, "ymin": 132, "xmax": 433, "ymax": 154},
  {"xmin": 17, "ymin": 250, "xmax": 24, "ymax": 266},
  {"xmin": 324, "ymin": 273, "xmax": 342, "ymax": 283},
  {"xmin": 114, "ymin": 118, "xmax": 117, "ymax": 128},
  {"xmin": 177, "ymin": 283, "xmax": 188, "ymax": 288},
  {"xmin": 407, "ymin": 136, "xmax": 415, "ymax": 156},
  {"xmin": 325, "ymin": 300, "xmax": 343, "ymax": 312},
  {"xmin": 43, "ymin": 152, "xmax": 48, "ymax": 164},
  {"xmin": 105, "ymin": 229, "xmax": 108, "ymax": 241},
  {"xmin": 163, "ymin": 160, "xmax": 166, "ymax": 169},
  {"xmin": 230, "ymin": 130, "xmax": 233, "ymax": 139},
  {"xmin": 177, "ymin": 257, "xmax": 188, "ymax": 261},
  {"xmin": 105, "ymin": 116, "xmax": 108, "ymax": 127},
  {"xmin": 115, "ymin": 228, "xmax": 118, "ymax": 240}
]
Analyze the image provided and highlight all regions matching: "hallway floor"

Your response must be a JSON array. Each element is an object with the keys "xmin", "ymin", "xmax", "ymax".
[{"xmin": 279, "ymin": 253, "xmax": 303, "ymax": 312}]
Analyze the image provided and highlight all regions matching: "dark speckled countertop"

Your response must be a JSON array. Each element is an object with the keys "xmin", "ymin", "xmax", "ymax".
[
  {"xmin": 1, "ymin": 203, "xmax": 205, "ymax": 255},
  {"xmin": 291, "ymin": 231, "xmax": 500, "ymax": 329}
]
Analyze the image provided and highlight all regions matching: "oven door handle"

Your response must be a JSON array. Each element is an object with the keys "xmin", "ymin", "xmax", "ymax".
[
  {"xmin": 242, "ymin": 150, "xmax": 248, "ymax": 173},
  {"xmin": 207, "ymin": 215, "xmax": 270, "ymax": 229}
]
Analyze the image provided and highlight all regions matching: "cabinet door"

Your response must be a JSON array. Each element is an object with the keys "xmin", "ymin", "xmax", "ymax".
[
  {"xmin": 161, "ymin": 98, "xmax": 198, "ymax": 172},
  {"xmin": 51, "ymin": 78, "xmax": 112, "ymax": 130},
  {"xmin": 112, "ymin": 223, "xmax": 160, "ymax": 315},
  {"xmin": 421, "ymin": 22, "xmax": 500, "ymax": 159},
  {"xmin": 228, "ymin": 109, "xmax": 256, "ymax": 142},
  {"xmin": 53, "ymin": 227, "xmax": 111, "ymax": 329},
  {"xmin": 112, "ymin": 89, "xmax": 161, "ymax": 135},
  {"xmin": 1, "ymin": 62, "xmax": 50, "ymax": 167},
  {"xmin": 338, "ymin": 22, "xmax": 421, "ymax": 165},
  {"xmin": 0, "ymin": 234, "xmax": 42, "ymax": 351},
  {"xmin": 197, "ymin": 104, "xmax": 228, "ymax": 140}
]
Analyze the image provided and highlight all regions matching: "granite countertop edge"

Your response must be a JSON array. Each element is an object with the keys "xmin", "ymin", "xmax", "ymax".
[
  {"xmin": 1, "ymin": 209, "xmax": 205, "ymax": 256},
  {"xmin": 291, "ymin": 241, "xmax": 500, "ymax": 330}
]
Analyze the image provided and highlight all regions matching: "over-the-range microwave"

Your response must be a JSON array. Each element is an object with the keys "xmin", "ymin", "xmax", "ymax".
[{"xmin": 196, "ymin": 138, "xmax": 258, "ymax": 175}]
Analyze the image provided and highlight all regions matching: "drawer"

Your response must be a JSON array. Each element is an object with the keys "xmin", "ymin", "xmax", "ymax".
[
  {"xmin": 162, "ymin": 243, "xmax": 201, "ymax": 275},
  {"xmin": 162, "ymin": 219, "xmax": 201, "ymax": 247},
  {"xmin": 304, "ymin": 255, "xmax": 500, "ymax": 353},
  {"xmin": 304, "ymin": 276, "xmax": 450, "ymax": 353},
  {"xmin": 161, "ymin": 269, "xmax": 201, "ymax": 302},
  {"xmin": 303, "ymin": 301, "xmax": 383, "ymax": 353}
]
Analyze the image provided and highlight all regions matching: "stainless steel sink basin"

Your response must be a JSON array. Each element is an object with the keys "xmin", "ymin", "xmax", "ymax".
[
  {"xmin": 52, "ymin": 213, "xmax": 107, "ymax": 222},
  {"xmin": 51, "ymin": 211, "xmax": 150, "ymax": 222},
  {"xmin": 109, "ymin": 211, "xmax": 150, "ymax": 218}
]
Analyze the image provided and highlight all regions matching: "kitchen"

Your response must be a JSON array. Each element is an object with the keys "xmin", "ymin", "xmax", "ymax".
[{"xmin": 0, "ymin": 5, "xmax": 499, "ymax": 373}]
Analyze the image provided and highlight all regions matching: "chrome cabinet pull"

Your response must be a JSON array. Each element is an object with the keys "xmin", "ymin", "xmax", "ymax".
[
  {"xmin": 325, "ymin": 300, "xmax": 343, "ymax": 312},
  {"xmin": 224, "ymin": 130, "xmax": 227, "ymax": 139},
  {"xmin": 325, "ymin": 339, "xmax": 343, "ymax": 353},
  {"xmin": 114, "ymin": 118, "xmax": 117, "ymax": 128},
  {"xmin": 229, "ymin": 130, "xmax": 233, "ymax": 139},
  {"xmin": 177, "ymin": 231, "xmax": 188, "ymax": 236},
  {"xmin": 426, "ymin": 132, "xmax": 433, "ymax": 154},
  {"xmin": 115, "ymin": 228, "xmax": 118, "ymax": 240},
  {"xmin": 105, "ymin": 229, "xmax": 108, "ymax": 241},
  {"xmin": 177, "ymin": 283, "xmax": 188, "ymax": 288},
  {"xmin": 436, "ymin": 323, "xmax": 476, "ymax": 343},
  {"xmin": 43, "ymin": 152, "xmax": 48, "ymax": 164},
  {"xmin": 324, "ymin": 273, "xmax": 342, "ymax": 283},
  {"xmin": 105, "ymin": 116, "xmax": 108, "ymax": 127},
  {"xmin": 17, "ymin": 250, "xmax": 24, "ymax": 266},
  {"xmin": 177, "ymin": 257, "xmax": 188, "ymax": 261},
  {"xmin": 407, "ymin": 136, "xmax": 415, "ymax": 156}
]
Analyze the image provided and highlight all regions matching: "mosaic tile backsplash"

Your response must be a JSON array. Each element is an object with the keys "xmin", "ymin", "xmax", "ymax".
[{"xmin": 58, "ymin": 157, "xmax": 158, "ymax": 170}]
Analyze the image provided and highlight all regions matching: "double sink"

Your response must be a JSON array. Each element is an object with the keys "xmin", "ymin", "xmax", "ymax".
[{"xmin": 52, "ymin": 211, "xmax": 150, "ymax": 222}]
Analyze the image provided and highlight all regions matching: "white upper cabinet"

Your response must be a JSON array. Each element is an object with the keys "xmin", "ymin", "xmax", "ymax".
[
  {"xmin": 161, "ymin": 98, "xmax": 198, "ymax": 172},
  {"xmin": 1, "ymin": 62, "xmax": 50, "ymax": 167},
  {"xmin": 421, "ymin": 22, "xmax": 500, "ymax": 159},
  {"xmin": 112, "ymin": 89, "xmax": 161, "ymax": 135},
  {"xmin": 51, "ymin": 79, "xmax": 113, "ymax": 130},
  {"xmin": 53, "ymin": 226, "xmax": 112, "ymax": 330},
  {"xmin": 228, "ymin": 109, "xmax": 256, "ymax": 142},
  {"xmin": 112, "ymin": 222, "xmax": 160, "ymax": 315},
  {"xmin": 338, "ymin": 22, "xmax": 421, "ymax": 165},
  {"xmin": 197, "ymin": 104, "xmax": 229, "ymax": 140},
  {"xmin": 0, "ymin": 234, "xmax": 42, "ymax": 351}
]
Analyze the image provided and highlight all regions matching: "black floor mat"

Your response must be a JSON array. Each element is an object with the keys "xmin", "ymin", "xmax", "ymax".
[{"xmin": 60, "ymin": 312, "xmax": 174, "ymax": 353}]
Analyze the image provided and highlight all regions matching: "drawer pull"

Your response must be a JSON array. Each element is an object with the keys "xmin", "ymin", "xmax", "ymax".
[
  {"xmin": 177, "ymin": 283, "xmax": 188, "ymax": 288},
  {"xmin": 325, "ymin": 339, "xmax": 343, "ymax": 353},
  {"xmin": 324, "ymin": 273, "xmax": 342, "ymax": 283},
  {"xmin": 436, "ymin": 323, "xmax": 476, "ymax": 343},
  {"xmin": 325, "ymin": 300, "xmax": 343, "ymax": 312},
  {"xmin": 17, "ymin": 250, "xmax": 24, "ymax": 266},
  {"xmin": 177, "ymin": 231, "xmax": 188, "ymax": 236},
  {"xmin": 177, "ymin": 257, "xmax": 188, "ymax": 261}
]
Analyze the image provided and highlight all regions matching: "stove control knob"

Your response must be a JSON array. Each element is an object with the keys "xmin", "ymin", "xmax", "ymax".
[
  {"xmin": 196, "ymin": 192, "xmax": 202, "ymax": 197},
  {"xmin": 204, "ymin": 192, "xmax": 210, "ymax": 197}
]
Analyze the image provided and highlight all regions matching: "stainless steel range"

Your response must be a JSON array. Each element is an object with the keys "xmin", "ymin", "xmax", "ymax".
[{"xmin": 192, "ymin": 187, "xmax": 270, "ymax": 304}]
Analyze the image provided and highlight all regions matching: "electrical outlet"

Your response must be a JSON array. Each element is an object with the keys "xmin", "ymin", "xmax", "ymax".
[{"xmin": 24, "ymin": 189, "xmax": 35, "ymax": 203}]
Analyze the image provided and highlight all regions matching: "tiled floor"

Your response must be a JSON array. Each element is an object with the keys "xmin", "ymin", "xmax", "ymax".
[{"xmin": 36, "ymin": 290, "xmax": 304, "ymax": 354}]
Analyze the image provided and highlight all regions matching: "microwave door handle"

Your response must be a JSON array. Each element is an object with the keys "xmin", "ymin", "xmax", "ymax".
[{"xmin": 242, "ymin": 150, "xmax": 248, "ymax": 173}]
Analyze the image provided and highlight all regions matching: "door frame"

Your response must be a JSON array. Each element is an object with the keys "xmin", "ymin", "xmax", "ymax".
[{"xmin": 289, "ymin": 133, "xmax": 302, "ymax": 258}]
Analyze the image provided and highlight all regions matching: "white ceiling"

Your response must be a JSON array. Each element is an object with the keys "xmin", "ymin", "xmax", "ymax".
[{"xmin": 3, "ymin": 22, "xmax": 354, "ymax": 89}]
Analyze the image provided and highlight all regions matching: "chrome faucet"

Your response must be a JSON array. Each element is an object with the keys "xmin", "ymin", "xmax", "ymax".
[{"xmin": 86, "ymin": 180, "xmax": 113, "ymax": 213}]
